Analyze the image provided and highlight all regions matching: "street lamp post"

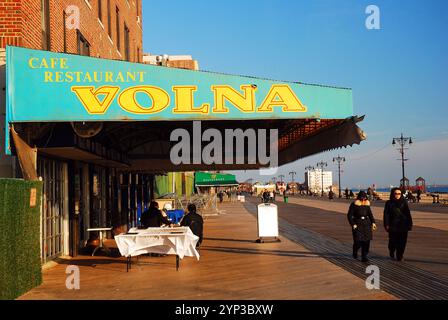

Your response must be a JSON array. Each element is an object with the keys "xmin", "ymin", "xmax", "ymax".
[
  {"xmin": 316, "ymin": 161, "xmax": 328, "ymax": 197},
  {"xmin": 333, "ymin": 155, "xmax": 346, "ymax": 198},
  {"xmin": 278, "ymin": 175, "xmax": 285, "ymax": 183},
  {"xmin": 289, "ymin": 171, "xmax": 296, "ymax": 183},
  {"xmin": 392, "ymin": 133, "xmax": 413, "ymax": 189}
]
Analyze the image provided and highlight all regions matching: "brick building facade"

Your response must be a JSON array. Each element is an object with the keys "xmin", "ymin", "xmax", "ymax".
[
  {"xmin": 0, "ymin": 0, "xmax": 143, "ymax": 264},
  {"xmin": 0, "ymin": 0, "xmax": 142, "ymax": 62}
]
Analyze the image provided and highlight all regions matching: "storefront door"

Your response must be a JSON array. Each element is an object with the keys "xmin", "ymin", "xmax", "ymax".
[{"xmin": 38, "ymin": 158, "xmax": 69, "ymax": 263}]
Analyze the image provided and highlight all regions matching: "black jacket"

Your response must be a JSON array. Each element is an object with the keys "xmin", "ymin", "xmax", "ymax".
[
  {"xmin": 141, "ymin": 207, "xmax": 171, "ymax": 228},
  {"xmin": 180, "ymin": 212, "xmax": 204, "ymax": 245},
  {"xmin": 347, "ymin": 200, "xmax": 376, "ymax": 241},
  {"xmin": 383, "ymin": 199, "xmax": 413, "ymax": 232}
]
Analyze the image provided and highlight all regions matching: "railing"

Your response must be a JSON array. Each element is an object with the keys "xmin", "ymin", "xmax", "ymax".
[{"xmin": 188, "ymin": 194, "xmax": 220, "ymax": 216}]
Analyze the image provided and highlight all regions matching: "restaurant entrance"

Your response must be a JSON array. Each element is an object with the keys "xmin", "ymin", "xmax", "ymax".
[{"xmin": 37, "ymin": 157, "xmax": 69, "ymax": 264}]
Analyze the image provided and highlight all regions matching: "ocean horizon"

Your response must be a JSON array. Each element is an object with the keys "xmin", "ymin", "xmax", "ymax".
[{"xmin": 350, "ymin": 186, "xmax": 448, "ymax": 193}]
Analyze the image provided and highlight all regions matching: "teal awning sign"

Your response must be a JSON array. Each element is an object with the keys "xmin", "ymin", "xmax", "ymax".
[{"xmin": 5, "ymin": 46, "xmax": 353, "ymax": 153}]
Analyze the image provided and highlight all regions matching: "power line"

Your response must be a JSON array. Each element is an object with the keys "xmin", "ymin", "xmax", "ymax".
[{"xmin": 347, "ymin": 142, "xmax": 391, "ymax": 161}]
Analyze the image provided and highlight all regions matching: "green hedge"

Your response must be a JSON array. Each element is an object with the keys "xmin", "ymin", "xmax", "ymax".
[{"xmin": 0, "ymin": 179, "xmax": 43, "ymax": 300}]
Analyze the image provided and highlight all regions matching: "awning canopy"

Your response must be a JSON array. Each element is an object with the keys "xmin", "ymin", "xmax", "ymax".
[
  {"xmin": 195, "ymin": 172, "xmax": 239, "ymax": 187},
  {"xmin": 5, "ymin": 46, "xmax": 366, "ymax": 171}
]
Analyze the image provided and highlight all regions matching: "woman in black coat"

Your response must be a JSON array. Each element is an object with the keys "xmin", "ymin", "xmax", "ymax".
[
  {"xmin": 383, "ymin": 188, "xmax": 413, "ymax": 261},
  {"xmin": 347, "ymin": 191, "xmax": 377, "ymax": 262}
]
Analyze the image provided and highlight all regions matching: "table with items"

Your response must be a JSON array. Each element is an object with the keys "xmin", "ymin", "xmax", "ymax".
[{"xmin": 114, "ymin": 227, "xmax": 200, "ymax": 271}]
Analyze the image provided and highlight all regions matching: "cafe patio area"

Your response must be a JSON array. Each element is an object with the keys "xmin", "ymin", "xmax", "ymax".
[{"xmin": 19, "ymin": 201, "xmax": 395, "ymax": 300}]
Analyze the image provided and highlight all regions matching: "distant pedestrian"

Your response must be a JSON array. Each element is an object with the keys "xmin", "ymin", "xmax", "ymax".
[
  {"xmin": 383, "ymin": 188, "xmax": 413, "ymax": 261},
  {"xmin": 329, "ymin": 189, "xmax": 334, "ymax": 201},
  {"xmin": 367, "ymin": 187, "xmax": 373, "ymax": 201},
  {"xmin": 347, "ymin": 191, "xmax": 377, "ymax": 262},
  {"xmin": 407, "ymin": 191, "xmax": 416, "ymax": 203},
  {"xmin": 349, "ymin": 190, "xmax": 354, "ymax": 199},
  {"xmin": 262, "ymin": 189, "xmax": 270, "ymax": 203},
  {"xmin": 345, "ymin": 188, "xmax": 349, "ymax": 200},
  {"xmin": 416, "ymin": 189, "xmax": 422, "ymax": 203}
]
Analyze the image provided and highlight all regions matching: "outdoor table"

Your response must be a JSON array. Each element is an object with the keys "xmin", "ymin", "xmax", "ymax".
[
  {"xmin": 114, "ymin": 227, "xmax": 200, "ymax": 272},
  {"xmin": 87, "ymin": 227, "xmax": 113, "ymax": 256}
]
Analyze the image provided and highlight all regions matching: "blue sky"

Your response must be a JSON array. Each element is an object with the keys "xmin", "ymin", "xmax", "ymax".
[{"xmin": 142, "ymin": 0, "xmax": 448, "ymax": 188}]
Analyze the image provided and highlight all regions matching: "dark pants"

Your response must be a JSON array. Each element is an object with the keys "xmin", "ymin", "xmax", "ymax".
[
  {"xmin": 388, "ymin": 231, "xmax": 408, "ymax": 260},
  {"xmin": 353, "ymin": 240, "xmax": 370, "ymax": 258}
]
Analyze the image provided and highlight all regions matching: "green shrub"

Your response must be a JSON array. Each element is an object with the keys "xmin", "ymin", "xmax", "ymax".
[{"xmin": 0, "ymin": 179, "xmax": 42, "ymax": 300}]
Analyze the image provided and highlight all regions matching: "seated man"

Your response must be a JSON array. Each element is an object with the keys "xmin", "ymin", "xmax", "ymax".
[
  {"xmin": 141, "ymin": 201, "xmax": 172, "ymax": 228},
  {"xmin": 180, "ymin": 203, "xmax": 204, "ymax": 247}
]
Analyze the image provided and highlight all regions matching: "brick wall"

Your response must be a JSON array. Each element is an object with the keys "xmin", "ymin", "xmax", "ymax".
[
  {"xmin": 0, "ymin": 0, "xmax": 143, "ymax": 62},
  {"xmin": 167, "ymin": 59, "xmax": 199, "ymax": 71},
  {"xmin": 0, "ymin": 0, "xmax": 24, "ymax": 48}
]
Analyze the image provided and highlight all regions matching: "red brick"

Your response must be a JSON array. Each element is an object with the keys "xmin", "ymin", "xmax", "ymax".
[{"xmin": 0, "ymin": 0, "xmax": 143, "ymax": 62}]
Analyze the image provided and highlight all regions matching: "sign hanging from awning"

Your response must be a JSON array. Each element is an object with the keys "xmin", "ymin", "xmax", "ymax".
[
  {"xmin": 6, "ymin": 46, "xmax": 352, "ymax": 123},
  {"xmin": 195, "ymin": 172, "xmax": 239, "ymax": 187},
  {"xmin": 5, "ymin": 46, "xmax": 354, "ymax": 154}
]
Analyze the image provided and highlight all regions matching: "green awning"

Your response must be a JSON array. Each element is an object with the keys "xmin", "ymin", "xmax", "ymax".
[{"xmin": 195, "ymin": 172, "xmax": 239, "ymax": 187}]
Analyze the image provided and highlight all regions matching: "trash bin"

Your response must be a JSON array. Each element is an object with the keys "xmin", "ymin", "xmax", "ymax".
[{"xmin": 284, "ymin": 196, "xmax": 288, "ymax": 203}]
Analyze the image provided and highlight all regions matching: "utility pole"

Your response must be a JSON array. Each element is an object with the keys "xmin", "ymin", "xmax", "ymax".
[
  {"xmin": 316, "ymin": 161, "xmax": 328, "ymax": 197},
  {"xmin": 392, "ymin": 133, "xmax": 413, "ymax": 189},
  {"xmin": 289, "ymin": 171, "xmax": 296, "ymax": 182},
  {"xmin": 278, "ymin": 175, "xmax": 285, "ymax": 183},
  {"xmin": 333, "ymin": 155, "xmax": 346, "ymax": 198}
]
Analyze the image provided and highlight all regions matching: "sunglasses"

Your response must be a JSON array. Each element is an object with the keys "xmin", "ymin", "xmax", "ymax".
[{"xmin": 394, "ymin": 192, "xmax": 402, "ymax": 195}]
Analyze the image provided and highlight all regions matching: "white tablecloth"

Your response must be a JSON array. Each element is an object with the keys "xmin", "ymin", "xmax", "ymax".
[{"xmin": 114, "ymin": 227, "xmax": 200, "ymax": 260}]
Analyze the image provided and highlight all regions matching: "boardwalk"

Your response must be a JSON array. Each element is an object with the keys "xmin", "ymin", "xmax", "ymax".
[
  {"xmin": 245, "ymin": 197, "xmax": 448, "ymax": 300},
  {"xmin": 280, "ymin": 196, "xmax": 448, "ymax": 278},
  {"xmin": 20, "ymin": 201, "xmax": 394, "ymax": 300}
]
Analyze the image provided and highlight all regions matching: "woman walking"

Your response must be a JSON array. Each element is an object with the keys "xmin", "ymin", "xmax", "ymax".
[
  {"xmin": 383, "ymin": 188, "xmax": 413, "ymax": 261},
  {"xmin": 347, "ymin": 191, "xmax": 377, "ymax": 262}
]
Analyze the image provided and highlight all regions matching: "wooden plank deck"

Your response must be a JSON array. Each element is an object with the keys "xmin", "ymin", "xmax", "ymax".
[
  {"xmin": 19, "ymin": 202, "xmax": 394, "ymax": 300},
  {"xmin": 283, "ymin": 197, "xmax": 448, "ymax": 278},
  {"xmin": 247, "ymin": 197, "xmax": 448, "ymax": 299}
]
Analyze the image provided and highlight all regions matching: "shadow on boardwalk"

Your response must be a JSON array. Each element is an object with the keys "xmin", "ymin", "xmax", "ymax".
[{"xmin": 244, "ymin": 200, "xmax": 448, "ymax": 300}]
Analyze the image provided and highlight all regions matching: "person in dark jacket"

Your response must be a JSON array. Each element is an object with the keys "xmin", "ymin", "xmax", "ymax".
[
  {"xmin": 141, "ymin": 201, "xmax": 172, "ymax": 228},
  {"xmin": 416, "ymin": 189, "xmax": 422, "ymax": 203},
  {"xmin": 347, "ymin": 190, "xmax": 377, "ymax": 262},
  {"xmin": 328, "ymin": 189, "xmax": 334, "ymax": 201},
  {"xmin": 180, "ymin": 204, "xmax": 204, "ymax": 247},
  {"xmin": 262, "ymin": 190, "xmax": 270, "ymax": 203},
  {"xmin": 383, "ymin": 188, "xmax": 413, "ymax": 261}
]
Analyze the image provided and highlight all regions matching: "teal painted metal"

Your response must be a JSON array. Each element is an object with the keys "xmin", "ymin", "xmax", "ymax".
[{"xmin": 5, "ymin": 46, "xmax": 353, "ymax": 154}]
